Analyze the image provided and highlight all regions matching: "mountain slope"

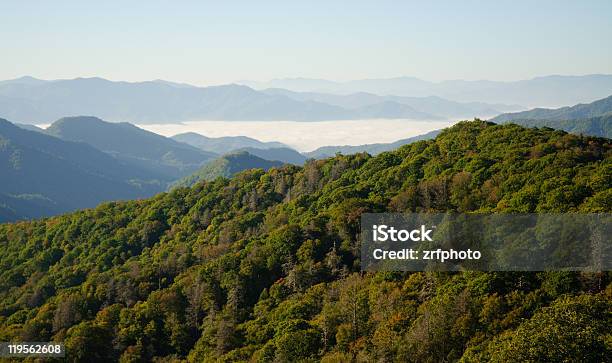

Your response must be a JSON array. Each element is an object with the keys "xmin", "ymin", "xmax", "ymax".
[
  {"xmin": 506, "ymin": 114, "xmax": 612, "ymax": 139},
  {"xmin": 46, "ymin": 116, "xmax": 216, "ymax": 179},
  {"xmin": 0, "ymin": 193, "xmax": 59, "ymax": 221},
  {"xmin": 172, "ymin": 132, "xmax": 286, "ymax": 154},
  {"xmin": 0, "ymin": 119, "xmax": 163, "ymax": 221},
  {"xmin": 305, "ymin": 129, "xmax": 441, "ymax": 158},
  {"xmin": 490, "ymin": 95, "xmax": 612, "ymax": 123},
  {"xmin": 236, "ymin": 147, "xmax": 307, "ymax": 165},
  {"xmin": 172, "ymin": 151, "xmax": 284, "ymax": 188},
  {"xmin": 0, "ymin": 121, "xmax": 609, "ymax": 362},
  {"xmin": 15, "ymin": 123, "xmax": 44, "ymax": 132}
]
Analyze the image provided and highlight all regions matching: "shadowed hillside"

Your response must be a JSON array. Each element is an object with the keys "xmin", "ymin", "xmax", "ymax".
[
  {"xmin": 46, "ymin": 116, "xmax": 216, "ymax": 179},
  {"xmin": 0, "ymin": 118, "xmax": 165, "ymax": 221},
  {"xmin": 491, "ymin": 94, "xmax": 612, "ymax": 123}
]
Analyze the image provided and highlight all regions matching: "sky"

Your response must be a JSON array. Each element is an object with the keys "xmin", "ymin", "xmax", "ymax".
[{"xmin": 1, "ymin": 0, "xmax": 611, "ymax": 86}]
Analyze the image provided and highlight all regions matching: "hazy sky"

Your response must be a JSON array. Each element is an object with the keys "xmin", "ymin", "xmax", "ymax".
[{"xmin": 2, "ymin": 0, "xmax": 611, "ymax": 86}]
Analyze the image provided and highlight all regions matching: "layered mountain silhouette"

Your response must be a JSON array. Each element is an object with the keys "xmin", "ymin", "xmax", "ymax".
[
  {"xmin": 263, "ymin": 88, "xmax": 520, "ymax": 118},
  {"xmin": 0, "ymin": 77, "xmax": 347, "ymax": 123},
  {"xmin": 3, "ymin": 75, "xmax": 612, "ymax": 125},
  {"xmin": 242, "ymin": 74, "xmax": 612, "ymax": 107},
  {"xmin": 1, "ymin": 76, "xmax": 525, "ymax": 124},
  {"xmin": 0, "ymin": 118, "xmax": 165, "ymax": 221},
  {"xmin": 46, "ymin": 116, "xmax": 216, "ymax": 179}
]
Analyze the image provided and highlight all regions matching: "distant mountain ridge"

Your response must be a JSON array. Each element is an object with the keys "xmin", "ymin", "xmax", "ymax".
[
  {"xmin": 263, "ymin": 88, "xmax": 521, "ymax": 119},
  {"xmin": 0, "ymin": 76, "xmax": 530, "ymax": 124},
  {"xmin": 0, "ymin": 77, "xmax": 348, "ymax": 123},
  {"xmin": 242, "ymin": 74, "xmax": 612, "ymax": 107}
]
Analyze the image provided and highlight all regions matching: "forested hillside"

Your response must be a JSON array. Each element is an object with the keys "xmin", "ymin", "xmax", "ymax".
[
  {"xmin": 0, "ymin": 121, "xmax": 610, "ymax": 362},
  {"xmin": 305, "ymin": 129, "xmax": 441, "ymax": 159},
  {"xmin": 0, "ymin": 119, "xmax": 164, "ymax": 222},
  {"xmin": 491, "ymin": 94, "xmax": 612, "ymax": 123},
  {"xmin": 503, "ymin": 114, "xmax": 612, "ymax": 139},
  {"xmin": 172, "ymin": 151, "xmax": 284, "ymax": 188},
  {"xmin": 46, "ymin": 116, "xmax": 216, "ymax": 180}
]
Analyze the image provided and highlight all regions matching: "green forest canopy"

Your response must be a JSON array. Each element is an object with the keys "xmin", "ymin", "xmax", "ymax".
[
  {"xmin": 0, "ymin": 121, "xmax": 610, "ymax": 362},
  {"xmin": 504, "ymin": 114, "xmax": 612, "ymax": 139}
]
